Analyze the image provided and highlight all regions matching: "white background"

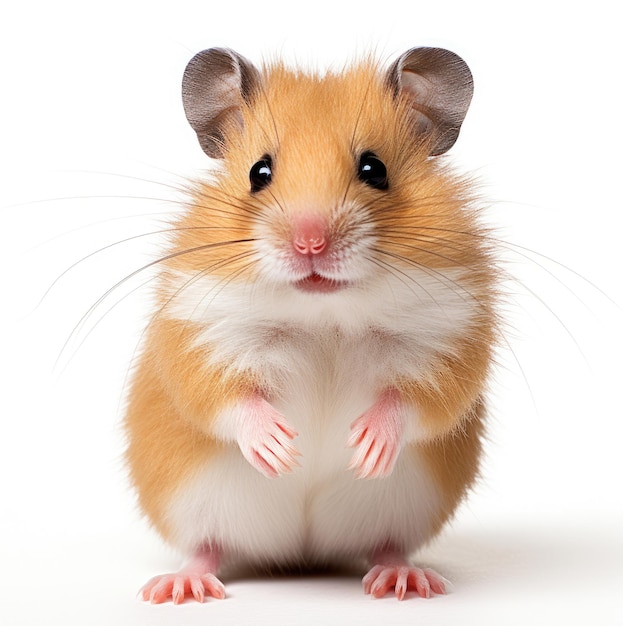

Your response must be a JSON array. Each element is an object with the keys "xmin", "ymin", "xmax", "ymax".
[{"xmin": 1, "ymin": 1, "xmax": 622, "ymax": 624}]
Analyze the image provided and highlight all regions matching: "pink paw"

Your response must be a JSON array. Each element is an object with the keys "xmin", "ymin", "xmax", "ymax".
[
  {"xmin": 237, "ymin": 396, "xmax": 301, "ymax": 478},
  {"xmin": 140, "ymin": 572, "xmax": 225, "ymax": 604},
  {"xmin": 363, "ymin": 565, "xmax": 449, "ymax": 600},
  {"xmin": 347, "ymin": 390, "xmax": 404, "ymax": 479}
]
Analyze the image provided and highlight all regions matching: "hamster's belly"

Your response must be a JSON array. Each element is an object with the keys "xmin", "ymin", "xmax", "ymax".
[
  {"xmin": 164, "ymin": 443, "xmax": 441, "ymax": 566},
  {"xmin": 162, "ymin": 350, "xmax": 443, "ymax": 565}
]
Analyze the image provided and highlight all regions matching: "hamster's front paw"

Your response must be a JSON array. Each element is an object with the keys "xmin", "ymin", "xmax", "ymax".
[
  {"xmin": 236, "ymin": 396, "xmax": 301, "ymax": 478},
  {"xmin": 347, "ymin": 390, "xmax": 405, "ymax": 479}
]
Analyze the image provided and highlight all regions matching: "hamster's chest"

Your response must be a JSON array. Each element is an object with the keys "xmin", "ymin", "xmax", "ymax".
[
  {"xmin": 213, "ymin": 326, "xmax": 428, "ymax": 473},
  {"xmin": 266, "ymin": 333, "xmax": 381, "ymax": 472}
]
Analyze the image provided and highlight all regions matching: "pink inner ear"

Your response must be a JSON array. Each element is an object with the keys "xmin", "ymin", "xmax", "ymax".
[
  {"xmin": 400, "ymin": 69, "xmax": 436, "ymax": 106},
  {"xmin": 396, "ymin": 69, "xmax": 441, "ymax": 148}
]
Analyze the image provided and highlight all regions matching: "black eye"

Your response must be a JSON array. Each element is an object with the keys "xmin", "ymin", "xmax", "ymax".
[
  {"xmin": 250, "ymin": 156, "xmax": 273, "ymax": 193},
  {"xmin": 358, "ymin": 151, "xmax": 388, "ymax": 190}
]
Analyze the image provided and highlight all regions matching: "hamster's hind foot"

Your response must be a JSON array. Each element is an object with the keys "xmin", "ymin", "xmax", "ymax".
[
  {"xmin": 363, "ymin": 547, "xmax": 450, "ymax": 600},
  {"xmin": 140, "ymin": 545, "xmax": 225, "ymax": 604}
]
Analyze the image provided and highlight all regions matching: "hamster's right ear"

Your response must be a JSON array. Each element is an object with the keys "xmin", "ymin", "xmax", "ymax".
[
  {"xmin": 387, "ymin": 47, "xmax": 473, "ymax": 156},
  {"xmin": 182, "ymin": 48, "xmax": 261, "ymax": 158}
]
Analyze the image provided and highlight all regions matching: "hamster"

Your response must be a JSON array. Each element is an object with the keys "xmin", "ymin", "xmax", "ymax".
[{"xmin": 125, "ymin": 46, "xmax": 498, "ymax": 604}]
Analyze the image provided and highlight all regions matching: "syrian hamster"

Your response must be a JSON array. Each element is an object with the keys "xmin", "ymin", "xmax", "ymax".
[{"xmin": 126, "ymin": 46, "xmax": 498, "ymax": 603}]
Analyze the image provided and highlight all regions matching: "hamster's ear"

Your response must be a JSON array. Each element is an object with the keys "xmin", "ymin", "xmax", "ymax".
[
  {"xmin": 387, "ymin": 47, "xmax": 473, "ymax": 155},
  {"xmin": 182, "ymin": 48, "xmax": 260, "ymax": 158}
]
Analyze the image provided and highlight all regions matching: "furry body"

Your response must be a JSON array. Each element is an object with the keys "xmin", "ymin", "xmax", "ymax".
[{"xmin": 125, "ymin": 47, "xmax": 497, "ymax": 602}]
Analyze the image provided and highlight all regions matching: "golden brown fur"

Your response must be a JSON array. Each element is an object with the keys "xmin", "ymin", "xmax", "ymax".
[{"xmin": 125, "ymin": 53, "xmax": 498, "ymax": 584}]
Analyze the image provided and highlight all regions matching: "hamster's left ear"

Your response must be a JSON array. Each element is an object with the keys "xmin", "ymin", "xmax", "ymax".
[
  {"xmin": 182, "ymin": 48, "xmax": 261, "ymax": 158},
  {"xmin": 387, "ymin": 47, "xmax": 473, "ymax": 155}
]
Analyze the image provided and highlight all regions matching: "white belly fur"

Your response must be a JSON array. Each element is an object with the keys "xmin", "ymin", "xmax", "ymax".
[
  {"xmin": 160, "ymin": 269, "xmax": 477, "ymax": 566},
  {"xmin": 165, "ymin": 444, "xmax": 440, "ymax": 567},
  {"xmin": 163, "ymin": 335, "xmax": 442, "ymax": 567}
]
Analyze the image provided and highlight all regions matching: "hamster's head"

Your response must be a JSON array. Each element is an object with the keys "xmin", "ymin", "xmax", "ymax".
[{"xmin": 169, "ymin": 48, "xmax": 487, "ymax": 312}]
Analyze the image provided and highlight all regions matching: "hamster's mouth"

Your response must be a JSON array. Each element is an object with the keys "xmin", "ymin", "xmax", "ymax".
[{"xmin": 294, "ymin": 272, "xmax": 350, "ymax": 294}]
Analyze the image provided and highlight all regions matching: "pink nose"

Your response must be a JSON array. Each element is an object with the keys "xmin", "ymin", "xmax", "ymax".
[
  {"xmin": 292, "ymin": 217, "xmax": 327, "ymax": 255},
  {"xmin": 293, "ymin": 235, "xmax": 326, "ymax": 255}
]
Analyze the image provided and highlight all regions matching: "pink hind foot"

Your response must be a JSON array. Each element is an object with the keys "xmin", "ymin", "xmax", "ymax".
[
  {"xmin": 363, "ymin": 547, "xmax": 450, "ymax": 600},
  {"xmin": 140, "ymin": 546, "xmax": 225, "ymax": 605}
]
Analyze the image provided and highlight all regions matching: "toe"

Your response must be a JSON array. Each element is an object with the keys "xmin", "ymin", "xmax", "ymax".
[
  {"xmin": 149, "ymin": 576, "xmax": 174, "ymax": 604},
  {"xmin": 370, "ymin": 568, "xmax": 395, "ymax": 598},
  {"xmin": 172, "ymin": 576, "xmax": 186, "ymax": 604},
  {"xmin": 362, "ymin": 564, "xmax": 384, "ymax": 595},
  {"xmin": 189, "ymin": 576, "xmax": 205, "ymax": 603},
  {"xmin": 411, "ymin": 569, "xmax": 431, "ymax": 599},
  {"xmin": 425, "ymin": 568, "xmax": 450, "ymax": 595},
  {"xmin": 395, "ymin": 567, "xmax": 409, "ymax": 601},
  {"xmin": 202, "ymin": 573, "xmax": 226, "ymax": 600}
]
